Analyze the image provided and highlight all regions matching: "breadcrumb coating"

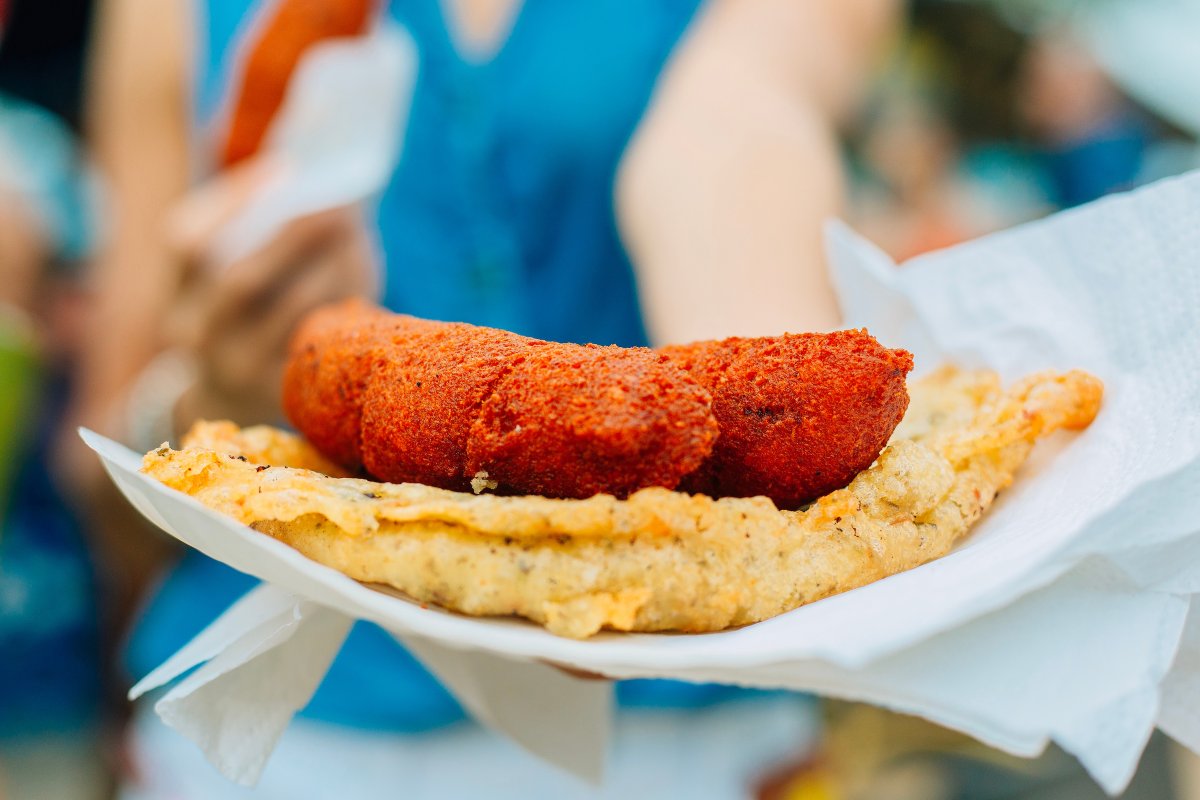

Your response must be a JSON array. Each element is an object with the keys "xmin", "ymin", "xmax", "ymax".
[
  {"xmin": 288, "ymin": 300, "xmax": 718, "ymax": 498},
  {"xmin": 282, "ymin": 300, "xmax": 913, "ymax": 506},
  {"xmin": 661, "ymin": 331, "xmax": 914, "ymax": 508},
  {"xmin": 464, "ymin": 344, "xmax": 718, "ymax": 498}
]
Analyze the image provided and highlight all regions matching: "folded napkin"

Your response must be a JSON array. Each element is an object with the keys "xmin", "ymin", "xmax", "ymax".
[{"xmin": 89, "ymin": 170, "xmax": 1200, "ymax": 795}]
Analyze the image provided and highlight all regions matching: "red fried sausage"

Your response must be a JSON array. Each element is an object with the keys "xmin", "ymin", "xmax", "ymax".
[
  {"xmin": 282, "ymin": 301, "xmax": 913, "ymax": 508},
  {"xmin": 284, "ymin": 300, "xmax": 718, "ymax": 498},
  {"xmin": 219, "ymin": 0, "xmax": 377, "ymax": 167},
  {"xmin": 463, "ymin": 343, "xmax": 717, "ymax": 498},
  {"xmin": 660, "ymin": 331, "xmax": 914, "ymax": 508}
]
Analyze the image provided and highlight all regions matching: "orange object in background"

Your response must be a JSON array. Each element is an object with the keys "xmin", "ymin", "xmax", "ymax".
[{"xmin": 220, "ymin": 0, "xmax": 377, "ymax": 166}]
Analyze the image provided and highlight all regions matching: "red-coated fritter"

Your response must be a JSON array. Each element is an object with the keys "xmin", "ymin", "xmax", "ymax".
[
  {"xmin": 360, "ymin": 323, "xmax": 533, "ymax": 491},
  {"xmin": 219, "ymin": 0, "xmax": 376, "ymax": 166},
  {"xmin": 281, "ymin": 302, "xmax": 405, "ymax": 470},
  {"xmin": 286, "ymin": 300, "xmax": 718, "ymax": 498},
  {"xmin": 465, "ymin": 344, "xmax": 718, "ymax": 498},
  {"xmin": 156, "ymin": 367, "xmax": 1102, "ymax": 638},
  {"xmin": 282, "ymin": 301, "xmax": 913, "ymax": 508},
  {"xmin": 661, "ymin": 331, "xmax": 914, "ymax": 508}
]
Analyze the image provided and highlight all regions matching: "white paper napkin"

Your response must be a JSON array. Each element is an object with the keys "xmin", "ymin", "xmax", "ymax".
[
  {"xmin": 91, "ymin": 170, "xmax": 1200, "ymax": 795},
  {"xmin": 212, "ymin": 21, "xmax": 417, "ymax": 267}
]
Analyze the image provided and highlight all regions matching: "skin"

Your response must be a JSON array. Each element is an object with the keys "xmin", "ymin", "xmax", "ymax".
[
  {"xmin": 67, "ymin": 0, "xmax": 376, "ymax": 606},
  {"xmin": 618, "ymin": 0, "xmax": 901, "ymax": 343},
  {"xmin": 169, "ymin": 198, "xmax": 378, "ymax": 429},
  {"xmin": 67, "ymin": 4, "xmax": 1200, "ymax": 790},
  {"xmin": 0, "ymin": 194, "xmax": 48, "ymax": 314}
]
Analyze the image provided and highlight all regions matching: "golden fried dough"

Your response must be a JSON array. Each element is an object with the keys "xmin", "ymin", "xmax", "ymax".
[{"xmin": 147, "ymin": 367, "xmax": 1102, "ymax": 639}]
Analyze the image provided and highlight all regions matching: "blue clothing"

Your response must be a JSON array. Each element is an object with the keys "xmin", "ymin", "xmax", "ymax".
[
  {"xmin": 0, "ymin": 375, "xmax": 100, "ymax": 738},
  {"xmin": 130, "ymin": 0, "xmax": 756, "ymax": 733},
  {"xmin": 1039, "ymin": 113, "xmax": 1150, "ymax": 209}
]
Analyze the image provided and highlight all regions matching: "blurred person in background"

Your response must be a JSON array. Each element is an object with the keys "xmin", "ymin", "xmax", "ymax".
[
  {"xmin": 848, "ymin": 1, "xmax": 1051, "ymax": 261},
  {"xmin": 1016, "ymin": 24, "xmax": 1198, "ymax": 209},
  {"xmin": 802, "ymin": 2, "xmax": 1199, "ymax": 799},
  {"xmin": 1017, "ymin": 29, "xmax": 1153, "ymax": 209},
  {"xmin": 0, "ymin": 0, "xmax": 109, "ymax": 798},
  {"xmin": 849, "ymin": 0, "xmax": 1200, "ymax": 265},
  {"xmin": 70, "ymin": 0, "xmax": 900, "ymax": 797}
]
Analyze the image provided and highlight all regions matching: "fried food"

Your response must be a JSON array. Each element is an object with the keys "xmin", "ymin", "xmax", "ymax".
[
  {"xmin": 170, "ymin": 419, "xmax": 353, "ymax": 477},
  {"xmin": 661, "ymin": 332, "xmax": 913, "ymax": 508},
  {"xmin": 281, "ymin": 301, "xmax": 402, "ymax": 470},
  {"xmin": 281, "ymin": 300, "xmax": 912, "ymax": 507},
  {"xmin": 360, "ymin": 322, "xmax": 534, "ymax": 490},
  {"xmin": 285, "ymin": 301, "xmax": 719, "ymax": 498},
  {"xmin": 144, "ymin": 367, "xmax": 1103, "ymax": 639}
]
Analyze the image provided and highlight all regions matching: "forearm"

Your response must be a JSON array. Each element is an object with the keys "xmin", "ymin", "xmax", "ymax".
[
  {"xmin": 618, "ymin": 63, "xmax": 843, "ymax": 343},
  {"xmin": 70, "ymin": 0, "xmax": 192, "ymax": 444},
  {"xmin": 0, "ymin": 197, "xmax": 50, "ymax": 313},
  {"xmin": 617, "ymin": 0, "xmax": 899, "ymax": 345}
]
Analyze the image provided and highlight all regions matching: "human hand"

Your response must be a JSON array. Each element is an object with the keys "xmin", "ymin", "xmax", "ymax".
[
  {"xmin": 167, "ymin": 160, "xmax": 379, "ymax": 427},
  {"xmin": 545, "ymin": 662, "xmax": 608, "ymax": 681}
]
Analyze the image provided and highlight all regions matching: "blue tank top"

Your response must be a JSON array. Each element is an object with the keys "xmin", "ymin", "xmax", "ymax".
[{"xmin": 128, "ymin": 0, "xmax": 764, "ymax": 732}]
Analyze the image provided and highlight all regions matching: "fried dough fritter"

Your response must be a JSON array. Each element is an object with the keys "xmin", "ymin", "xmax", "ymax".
[
  {"xmin": 220, "ymin": 0, "xmax": 375, "ymax": 167},
  {"xmin": 359, "ymin": 322, "xmax": 534, "ymax": 492},
  {"xmin": 661, "ymin": 331, "xmax": 913, "ymax": 508},
  {"xmin": 285, "ymin": 300, "xmax": 719, "ymax": 498},
  {"xmin": 145, "ymin": 367, "xmax": 1102, "ymax": 639},
  {"xmin": 281, "ymin": 301, "xmax": 403, "ymax": 471},
  {"xmin": 461, "ymin": 344, "xmax": 719, "ymax": 499},
  {"xmin": 168, "ymin": 419, "xmax": 353, "ymax": 477},
  {"xmin": 281, "ymin": 300, "xmax": 912, "ymax": 507}
]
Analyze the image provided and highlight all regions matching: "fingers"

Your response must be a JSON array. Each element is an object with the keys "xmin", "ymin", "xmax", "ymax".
[
  {"xmin": 161, "ymin": 148, "xmax": 380, "ymax": 428},
  {"xmin": 256, "ymin": 230, "xmax": 373, "ymax": 358},
  {"xmin": 207, "ymin": 207, "xmax": 360, "ymax": 327},
  {"xmin": 169, "ymin": 200, "xmax": 377, "ymax": 425},
  {"xmin": 195, "ymin": 229, "xmax": 371, "ymax": 398},
  {"xmin": 165, "ymin": 157, "xmax": 280, "ymax": 270},
  {"xmin": 541, "ymin": 662, "xmax": 609, "ymax": 681}
]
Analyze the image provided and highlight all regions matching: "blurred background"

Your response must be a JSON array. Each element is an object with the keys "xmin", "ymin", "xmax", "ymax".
[{"xmin": 0, "ymin": 0, "xmax": 1197, "ymax": 798}]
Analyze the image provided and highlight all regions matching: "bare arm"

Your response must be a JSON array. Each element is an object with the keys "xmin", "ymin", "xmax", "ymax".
[
  {"xmin": 55, "ymin": 0, "xmax": 195, "ymax": 619},
  {"xmin": 75, "ymin": 0, "xmax": 193, "ymax": 441},
  {"xmin": 617, "ymin": 0, "xmax": 900, "ymax": 344},
  {"xmin": 66, "ymin": 0, "xmax": 376, "ymax": 613}
]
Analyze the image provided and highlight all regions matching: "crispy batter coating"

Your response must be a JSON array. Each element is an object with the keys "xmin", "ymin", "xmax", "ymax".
[
  {"xmin": 153, "ymin": 367, "xmax": 1103, "ymax": 639},
  {"xmin": 282, "ymin": 301, "xmax": 913, "ymax": 506},
  {"xmin": 661, "ymin": 331, "xmax": 914, "ymax": 508},
  {"xmin": 361, "ymin": 323, "xmax": 532, "ymax": 491},
  {"xmin": 287, "ymin": 300, "xmax": 718, "ymax": 498},
  {"xmin": 173, "ymin": 420, "xmax": 353, "ymax": 477},
  {"xmin": 465, "ymin": 344, "xmax": 718, "ymax": 498},
  {"xmin": 281, "ymin": 301, "xmax": 405, "ymax": 470}
]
